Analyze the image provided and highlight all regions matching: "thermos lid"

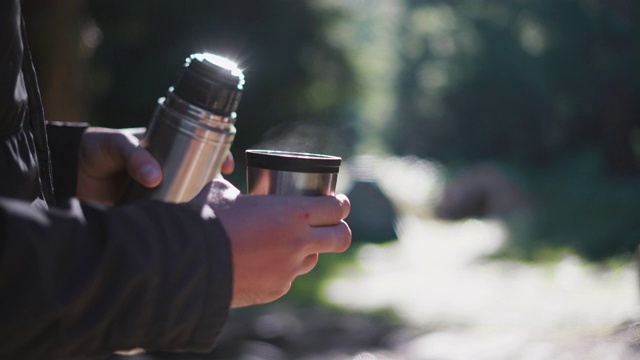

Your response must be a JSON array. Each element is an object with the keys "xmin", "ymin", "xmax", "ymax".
[
  {"xmin": 173, "ymin": 53, "xmax": 244, "ymax": 116},
  {"xmin": 246, "ymin": 150, "xmax": 341, "ymax": 174}
]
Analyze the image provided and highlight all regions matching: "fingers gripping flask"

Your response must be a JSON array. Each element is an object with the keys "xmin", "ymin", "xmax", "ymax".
[{"xmin": 121, "ymin": 53, "xmax": 244, "ymax": 203}]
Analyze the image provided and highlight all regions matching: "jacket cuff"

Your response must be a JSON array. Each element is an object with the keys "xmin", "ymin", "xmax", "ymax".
[
  {"xmin": 132, "ymin": 202, "xmax": 233, "ymax": 353},
  {"xmin": 46, "ymin": 121, "xmax": 89, "ymax": 204}
]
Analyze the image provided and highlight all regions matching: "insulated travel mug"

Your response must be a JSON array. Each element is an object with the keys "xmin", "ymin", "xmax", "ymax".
[{"xmin": 245, "ymin": 150, "xmax": 341, "ymax": 196}]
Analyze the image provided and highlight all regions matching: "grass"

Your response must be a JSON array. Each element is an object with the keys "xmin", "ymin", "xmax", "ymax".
[{"xmin": 284, "ymin": 245, "xmax": 362, "ymax": 306}]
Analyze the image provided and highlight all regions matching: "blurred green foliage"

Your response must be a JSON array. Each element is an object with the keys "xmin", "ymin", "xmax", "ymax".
[
  {"xmin": 499, "ymin": 149, "xmax": 640, "ymax": 261},
  {"xmin": 378, "ymin": 0, "xmax": 640, "ymax": 260},
  {"xmin": 285, "ymin": 248, "xmax": 360, "ymax": 306},
  {"xmin": 390, "ymin": 0, "xmax": 640, "ymax": 173},
  {"xmin": 87, "ymin": 0, "xmax": 358, "ymax": 163}
]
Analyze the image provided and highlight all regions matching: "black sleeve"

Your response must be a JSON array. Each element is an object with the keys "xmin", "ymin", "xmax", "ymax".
[
  {"xmin": 0, "ymin": 0, "xmax": 27, "ymax": 134},
  {"xmin": 0, "ymin": 198, "xmax": 233, "ymax": 359},
  {"xmin": 46, "ymin": 121, "xmax": 89, "ymax": 203}
]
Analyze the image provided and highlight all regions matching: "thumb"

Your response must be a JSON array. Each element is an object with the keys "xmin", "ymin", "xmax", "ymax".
[
  {"xmin": 126, "ymin": 147, "xmax": 163, "ymax": 188},
  {"xmin": 109, "ymin": 132, "xmax": 163, "ymax": 188}
]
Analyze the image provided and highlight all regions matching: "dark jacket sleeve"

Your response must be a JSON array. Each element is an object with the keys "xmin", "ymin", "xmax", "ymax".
[
  {"xmin": 46, "ymin": 121, "xmax": 89, "ymax": 203},
  {"xmin": 0, "ymin": 198, "xmax": 233, "ymax": 359},
  {"xmin": 0, "ymin": 0, "xmax": 24, "ymax": 134}
]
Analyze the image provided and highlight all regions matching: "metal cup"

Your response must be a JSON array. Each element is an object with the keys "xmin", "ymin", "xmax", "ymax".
[{"xmin": 245, "ymin": 150, "xmax": 341, "ymax": 196}]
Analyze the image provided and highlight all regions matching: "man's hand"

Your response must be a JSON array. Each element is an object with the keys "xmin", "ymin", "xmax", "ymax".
[
  {"xmin": 77, "ymin": 127, "xmax": 161, "ymax": 204},
  {"xmin": 76, "ymin": 127, "xmax": 234, "ymax": 204},
  {"xmin": 191, "ymin": 180, "xmax": 352, "ymax": 308}
]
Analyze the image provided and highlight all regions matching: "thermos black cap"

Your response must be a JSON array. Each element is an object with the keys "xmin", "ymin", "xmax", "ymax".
[{"xmin": 172, "ymin": 53, "xmax": 244, "ymax": 116}]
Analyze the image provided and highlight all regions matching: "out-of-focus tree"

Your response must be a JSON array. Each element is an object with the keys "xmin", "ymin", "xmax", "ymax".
[
  {"xmin": 86, "ymin": 0, "xmax": 358, "ymax": 158},
  {"xmin": 315, "ymin": 0, "xmax": 640, "ymax": 260},
  {"xmin": 388, "ymin": 0, "xmax": 640, "ymax": 176},
  {"xmin": 22, "ymin": 0, "xmax": 95, "ymax": 124}
]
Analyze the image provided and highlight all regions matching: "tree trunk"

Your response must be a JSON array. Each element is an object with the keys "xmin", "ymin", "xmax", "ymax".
[
  {"xmin": 601, "ymin": 83, "xmax": 639, "ymax": 176},
  {"xmin": 23, "ymin": 0, "xmax": 88, "ymax": 123}
]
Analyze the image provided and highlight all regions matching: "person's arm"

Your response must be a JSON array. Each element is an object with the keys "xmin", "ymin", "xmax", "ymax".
[{"xmin": 0, "ymin": 197, "xmax": 232, "ymax": 358}]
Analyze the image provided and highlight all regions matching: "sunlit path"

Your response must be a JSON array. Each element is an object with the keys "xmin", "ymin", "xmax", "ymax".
[{"xmin": 327, "ymin": 184, "xmax": 638, "ymax": 359}]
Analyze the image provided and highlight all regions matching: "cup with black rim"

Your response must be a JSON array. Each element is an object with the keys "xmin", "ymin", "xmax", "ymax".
[{"xmin": 245, "ymin": 150, "xmax": 341, "ymax": 196}]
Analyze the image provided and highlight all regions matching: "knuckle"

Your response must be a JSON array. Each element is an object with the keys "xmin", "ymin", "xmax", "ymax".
[
  {"xmin": 277, "ymin": 282, "xmax": 293, "ymax": 298},
  {"xmin": 261, "ymin": 274, "xmax": 293, "ymax": 303},
  {"xmin": 296, "ymin": 254, "xmax": 319, "ymax": 276},
  {"xmin": 274, "ymin": 271, "xmax": 295, "ymax": 297}
]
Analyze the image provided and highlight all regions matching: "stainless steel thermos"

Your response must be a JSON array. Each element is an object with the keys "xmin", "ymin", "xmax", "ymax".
[{"xmin": 121, "ymin": 53, "xmax": 244, "ymax": 203}]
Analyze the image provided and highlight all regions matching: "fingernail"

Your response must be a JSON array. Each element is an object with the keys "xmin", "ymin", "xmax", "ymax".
[{"xmin": 138, "ymin": 165, "xmax": 161, "ymax": 184}]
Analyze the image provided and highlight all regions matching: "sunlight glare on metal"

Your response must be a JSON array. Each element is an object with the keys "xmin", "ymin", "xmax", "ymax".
[{"xmin": 194, "ymin": 53, "xmax": 245, "ymax": 86}]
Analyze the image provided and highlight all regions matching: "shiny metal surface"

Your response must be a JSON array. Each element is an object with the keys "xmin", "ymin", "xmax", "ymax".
[
  {"xmin": 121, "ymin": 92, "xmax": 236, "ymax": 203},
  {"xmin": 247, "ymin": 167, "xmax": 338, "ymax": 196},
  {"xmin": 245, "ymin": 150, "xmax": 341, "ymax": 196}
]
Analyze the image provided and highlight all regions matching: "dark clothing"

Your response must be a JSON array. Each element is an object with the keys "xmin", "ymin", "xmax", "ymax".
[{"xmin": 0, "ymin": 1, "xmax": 232, "ymax": 358}]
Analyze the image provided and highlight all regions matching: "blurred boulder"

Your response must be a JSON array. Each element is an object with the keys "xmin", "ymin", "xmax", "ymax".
[
  {"xmin": 347, "ymin": 180, "xmax": 398, "ymax": 244},
  {"xmin": 435, "ymin": 163, "xmax": 533, "ymax": 220}
]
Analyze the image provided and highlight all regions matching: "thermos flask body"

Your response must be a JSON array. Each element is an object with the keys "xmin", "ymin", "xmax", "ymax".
[
  {"xmin": 121, "ymin": 53, "xmax": 244, "ymax": 203},
  {"xmin": 126, "ymin": 93, "xmax": 236, "ymax": 202}
]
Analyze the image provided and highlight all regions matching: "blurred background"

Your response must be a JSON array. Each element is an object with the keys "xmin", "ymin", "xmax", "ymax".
[{"xmin": 22, "ymin": 0, "xmax": 640, "ymax": 359}]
